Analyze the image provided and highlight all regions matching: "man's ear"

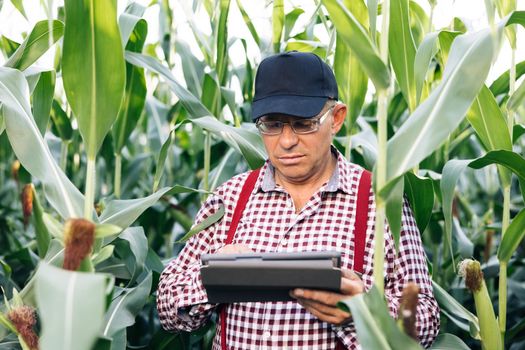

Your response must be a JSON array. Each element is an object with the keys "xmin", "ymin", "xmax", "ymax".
[{"xmin": 331, "ymin": 103, "xmax": 347, "ymax": 134}]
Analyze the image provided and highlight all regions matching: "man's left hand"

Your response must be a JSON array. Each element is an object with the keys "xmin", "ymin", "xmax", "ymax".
[{"xmin": 289, "ymin": 269, "xmax": 364, "ymax": 326}]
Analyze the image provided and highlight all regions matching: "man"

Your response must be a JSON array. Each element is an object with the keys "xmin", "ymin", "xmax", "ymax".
[{"xmin": 157, "ymin": 51, "xmax": 439, "ymax": 349}]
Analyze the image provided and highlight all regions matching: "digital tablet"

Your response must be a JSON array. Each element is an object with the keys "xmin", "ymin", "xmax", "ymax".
[{"xmin": 200, "ymin": 251, "xmax": 341, "ymax": 303}]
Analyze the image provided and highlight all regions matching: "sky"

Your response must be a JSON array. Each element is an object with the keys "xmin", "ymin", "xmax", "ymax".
[{"xmin": 0, "ymin": 0, "xmax": 523, "ymax": 85}]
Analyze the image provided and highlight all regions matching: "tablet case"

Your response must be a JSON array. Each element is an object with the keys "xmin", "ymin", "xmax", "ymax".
[{"xmin": 201, "ymin": 251, "xmax": 341, "ymax": 303}]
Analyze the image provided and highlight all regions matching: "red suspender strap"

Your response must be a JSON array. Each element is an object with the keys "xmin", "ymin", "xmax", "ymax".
[
  {"xmin": 353, "ymin": 169, "xmax": 371, "ymax": 274},
  {"xmin": 220, "ymin": 169, "xmax": 260, "ymax": 350},
  {"xmin": 336, "ymin": 169, "xmax": 372, "ymax": 350}
]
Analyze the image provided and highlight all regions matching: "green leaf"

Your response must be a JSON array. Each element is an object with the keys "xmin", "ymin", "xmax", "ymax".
[
  {"xmin": 338, "ymin": 286, "xmax": 423, "ymax": 349},
  {"xmin": 62, "ymin": 0, "xmax": 126, "ymax": 158},
  {"xmin": 469, "ymin": 150, "xmax": 525, "ymax": 201},
  {"xmin": 50, "ymin": 100, "xmax": 73, "ymax": 141},
  {"xmin": 385, "ymin": 177, "xmax": 403, "ymax": 250},
  {"xmin": 440, "ymin": 159, "xmax": 471, "ymax": 265},
  {"xmin": 216, "ymin": 0, "xmax": 230, "ymax": 85},
  {"xmin": 414, "ymin": 31, "xmax": 460, "ymax": 104},
  {"xmin": 385, "ymin": 15, "xmax": 519, "ymax": 188},
  {"xmin": 432, "ymin": 281, "xmax": 480, "ymax": 339},
  {"xmin": 9, "ymin": 0, "xmax": 26, "ymax": 19},
  {"xmin": 202, "ymin": 73, "xmax": 221, "ymax": 116},
  {"xmin": 153, "ymin": 128, "xmax": 176, "ymax": 192},
  {"xmin": 191, "ymin": 116, "xmax": 266, "ymax": 169},
  {"xmin": 92, "ymin": 245, "xmax": 115, "ymax": 266},
  {"xmin": 0, "ymin": 67, "xmax": 85, "ymax": 219},
  {"xmin": 99, "ymin": 185, "xmax": 208, "ymax": 228},
  {"xmin": 404, "ymin": 172, "xmax": 434, "ymax": 234},
  {"xmin": 272, "ymin": 0, "xmax": 284, "ymax": 52},
  {"xmin": 5, "ymin": 20, "xmax": 64, "ymax": 71},
  {"xmin": 389, "ymin": 0, "xmax": 417, "ymax": 111},
  {"xmin": 126, "ymin": 52, "xmax": 212, "ymax": 118},
  {"xmin": 513, "ymin": 124, "xmax": 525, "ymax": 143},
  {"xmin": 430, "ymin": 333, "xmax": 470, "ymax": 350},
  {"xmin": 118, "ymin": 2, "xmax": 146, "ymax": 47},
  {"xmin": 175, "ymin": 40, "xmax": 205, "ymax": 98},
  {"xmin": 1, "ymin": 35, "xmax": 21, "ymax": 58},
  {"xmin": 31, "ymin": 70, "xmax": 55, "ymax": 136},
  {"xmin": 498, "ymin": 209, "xmax": 525, "ymax": 263},
  {"xmin": 101, "ymin": 273, "xmax": 152, "ymax": 338},
  {"xmin": 507, "ymin": 73, "xmax": 525, "ymax": 112},
  {"xmin": 178, "ymin": 204, "xmax": 225, "ymax": 243},
  {"xmin": 334, "ymin": 0, "xmax": 368, "ymax": 132},
  {"xmin": 322, "ymin": 0, "xmax": 390, "ymax": 91},
  {"xmin": 32, "ymin": 186, "xmax": 51, "ymax": 258},
  {"xmin": 236, "ymin": 0, "xmax": 260, "ymax": 46},
  {"xmin": 113, "ymin": 5, "xmax": 148, "ymax": 157},
  {"xmin": 36, "ymin": 263, "xmax": 113, "ymax": 350},
  {"xmin": 94, "ymin": 223, "xmax": 122, "ymax": 239},
  {"xmin": 489, "ymin": 60, "xmax": 525, "ymax": 96},
  {"xmin": 466, "ymin": 85, "xmax": 512, "ymax": 187},
  {"xmin": 284, "ymin": 8, "xmax": 305, "ymax": 41},
  {"xmin": 114, "ymin": 227, "xmax": 148, "ymax": 285}
]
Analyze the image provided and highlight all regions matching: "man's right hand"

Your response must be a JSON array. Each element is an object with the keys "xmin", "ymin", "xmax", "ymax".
[{"xmin": 215, "ymin": 244, "xmax": 254, "ymax": 254}]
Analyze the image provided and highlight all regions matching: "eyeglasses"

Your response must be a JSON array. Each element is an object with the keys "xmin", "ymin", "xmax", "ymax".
[{"xmin": 256, "ymin": 107, "xmax": 334, "ymax": 135}]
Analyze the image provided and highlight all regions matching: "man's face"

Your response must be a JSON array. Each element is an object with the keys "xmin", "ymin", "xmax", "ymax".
[{"xmin": 259, "ymin": 103, "xmax": 346, "ymax": 184}]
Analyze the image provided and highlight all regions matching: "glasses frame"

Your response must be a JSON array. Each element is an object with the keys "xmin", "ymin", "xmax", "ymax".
[{"xmin": 256, "ymin": 106, "xmax": 334, "ymax": 136}]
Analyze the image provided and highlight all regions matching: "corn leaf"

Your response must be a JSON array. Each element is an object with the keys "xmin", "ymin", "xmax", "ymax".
[
  {"xmin": 334, "ymin": 0, "xmax": 368, "ymax": 133},
  {"xmin": 31, "ymin": 70, "xmax": 55, "ymax": 136},
  {"xmin": 236, "ymin": 0, "xmax": 261, "ymax": 46},
  {"xmin": 498, "ymin": 209, "xmax": 525, "ymax": 263},
  {"xmin": 384, "ymin": 13, "xmax": 525, "ymax": 190},
  {"xmin": 272, "ymin": 0, "xmax": 284, "ymax": 52},
  {"xmin": 126, "ymin": 52, "xmax": 212, "ymax": 118},
  {"xmin": 113, "ymin": 9, "xmax": 148, "ymax": 154},
  {"xmin": 191, "ymin": 116, "xmax": 266, "ymax": 169},
  {"xmin": 101, "ymin": 272, "xmax": 152, "ymax": 338},
  {"xmin": 0, "ymin": 67, "xmax": 85, "ymax": 219},
  {"xmin": 62, "ymin": 0, "xmax": 126, "ymax": 158},
  {"xmin": 4, "ymin": 20, "xmax": 64, "ymax": 71},
  {"xmin": 469, "ymin": 150, "xmax": 525, "ymax": 201},
  {"xmin": 36, "ymin": 263, "xmax": 113, "ymax": 350},
  {"xmin": 216, "ymin": 0, "xmax": 230, "ymax": 85},
  {"xmin": 389, "ymin": 0, "xmax": 417, "ymax": 111},
  {"xmin": 338, "ymin": 286, "xmax": 423, "ymax": 349},
  {"xmin": 322, "ymin": 0, "xmax": 390, "ymax": 91}
]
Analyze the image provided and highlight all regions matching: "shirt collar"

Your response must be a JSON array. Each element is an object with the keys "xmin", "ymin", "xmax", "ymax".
[{"xmin": 257, "ymin": 146, "xmax": 355, "ymax": 195}]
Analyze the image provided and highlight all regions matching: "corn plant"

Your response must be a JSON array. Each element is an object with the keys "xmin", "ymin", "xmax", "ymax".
[{"xmin": 0, "ymin": 0, "xmax": 525, "ymax": 349}]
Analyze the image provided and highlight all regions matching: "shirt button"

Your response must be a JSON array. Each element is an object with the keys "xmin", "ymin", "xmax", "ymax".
[
  {"xmin": 263, "ymin": 330, "xmax": 271, "ymax": 339},
  {"xmin": 281, "ymin": 239, "xmax": 287, "ymax": 246}
]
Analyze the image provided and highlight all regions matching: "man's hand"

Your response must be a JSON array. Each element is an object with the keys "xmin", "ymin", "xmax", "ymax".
[
  {"xmin": 215, "ymin": 244, "xmax": 253, "ymax": 254},
  {"xmin": 289, "ymin": 269, "xmax": 364, "ymax": 326}
]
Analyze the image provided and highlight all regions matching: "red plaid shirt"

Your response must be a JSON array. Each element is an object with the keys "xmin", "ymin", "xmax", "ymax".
[{"xmin": 157, "ymin": 151, "xmax": 440, "ymax": 349}]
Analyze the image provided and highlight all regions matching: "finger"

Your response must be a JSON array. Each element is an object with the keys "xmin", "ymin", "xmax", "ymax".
[
  {"xmin": 291, "ymin": 288, "xmax": 341, "ymax": 306},
  {"xmin": 341, "ymin": 269, "xmax": 362, "ymax": 281},
  {"xmin": 298, "ymin": 298, "xmax": 351, "ymax": 319},
  {"xmin": 299, "ymin": 300, "xmax": 352, "ymax": 325},
  {"xmin": 340, "ymin": 278, "xmax": 365, "ymax": 296}
]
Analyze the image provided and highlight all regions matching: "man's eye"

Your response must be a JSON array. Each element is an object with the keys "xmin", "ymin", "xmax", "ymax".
[
  {"xmin": 293, "ymin": 120, "xmax": 314, "ymax": 129},
  {"xmin": 265, "ymin": 121, "xmax": 282, "ymax": 128}
]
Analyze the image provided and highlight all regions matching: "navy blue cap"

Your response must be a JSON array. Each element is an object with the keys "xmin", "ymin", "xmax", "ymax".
[{"xmin": 252, "ymin": 51, "xmax": 338, "ymax": 121}]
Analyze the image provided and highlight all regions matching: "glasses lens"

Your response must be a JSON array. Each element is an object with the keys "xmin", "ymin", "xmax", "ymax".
[
  {"xmin": 291, "ymin": 119, "xmax": 316, "ymax": 134},
  {"xmin": 258, "ymin": 120, "xmax": 283, "ymax": 134}
]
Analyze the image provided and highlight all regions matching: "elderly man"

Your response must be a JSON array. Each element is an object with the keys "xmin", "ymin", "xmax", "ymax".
[{"xmin": 157, "ymin": 51, "xmax": 440, "ymax": 349}]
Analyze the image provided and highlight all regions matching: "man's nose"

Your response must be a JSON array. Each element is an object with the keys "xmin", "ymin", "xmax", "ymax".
[{"xmin": 279, "ymin": 123, "xmax": 299, "ymax": 149}]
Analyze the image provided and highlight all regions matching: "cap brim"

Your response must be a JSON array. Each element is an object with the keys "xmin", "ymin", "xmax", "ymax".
[{"xmin": 252, "ymin": 95, "xmax": 328, "ymax": 120}]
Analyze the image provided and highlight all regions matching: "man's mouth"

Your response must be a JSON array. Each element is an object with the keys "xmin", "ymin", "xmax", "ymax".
[{"xmin": 277, "ymin": 154, "xmax": 304, "ymax": 165}]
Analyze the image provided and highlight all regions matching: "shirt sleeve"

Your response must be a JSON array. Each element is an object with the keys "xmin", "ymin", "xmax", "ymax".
[
  {"xmin": 156, "ymin": 194, "xmax": 224, "ymax": 332},
  {"xmin": 384, "ymin": 198, "xmax": 440, "ymax": 348}
]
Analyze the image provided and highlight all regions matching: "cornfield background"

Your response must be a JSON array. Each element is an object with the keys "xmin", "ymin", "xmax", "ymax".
[{"xmin": 0, "ymin": 0, "xmax": 525, "ymax": 349}]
